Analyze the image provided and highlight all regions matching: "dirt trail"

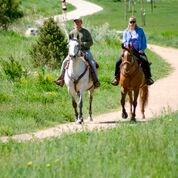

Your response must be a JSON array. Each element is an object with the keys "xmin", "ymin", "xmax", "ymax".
[{"xmin": 1, "ymin": 2, "xmax": 178, "ymax": 143}]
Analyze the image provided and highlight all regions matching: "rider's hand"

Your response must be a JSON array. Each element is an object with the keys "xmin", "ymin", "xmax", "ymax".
[
  {"xmin": 139, "ymin": 50, "xmax": 144, "ymax": 54},
  {"xmin": 81, "ymin": 42, "xmax": 86, "ymax": 46}
]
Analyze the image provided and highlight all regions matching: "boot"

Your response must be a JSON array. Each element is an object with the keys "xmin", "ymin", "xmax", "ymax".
[
  {"xmin": 90, "ymin": 69, "xmax": 100, "ymax": 88},
  {"xmin": 93, "ymin": 74, "xmax": 100, "ymax": 89},
  {"xmin": 141, "ymin": 61, "xmax": 154, "ymax": 85},
  {"xmin": 94, "ymin": 80, "xmax": 100, "ymax": 88},
  {"xmin": 145, "ymin": 77, "xmax": 154, "ymax": 85},
  {"xmin": 111, "ymin": 74, "xmax": 120, "ymax": 86},
  {"xmin": 54, "ymin": 70, "xmax": 65, "ymax": 87}
]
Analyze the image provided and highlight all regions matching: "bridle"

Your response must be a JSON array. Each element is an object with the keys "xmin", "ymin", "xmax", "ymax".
[
  {"xmin": 121, "ymin": 49, "xmax": 139, "ymax": 78},
  {"xmin": 66, "ymin": 38, "xmax": 93, "ymax": 92}
]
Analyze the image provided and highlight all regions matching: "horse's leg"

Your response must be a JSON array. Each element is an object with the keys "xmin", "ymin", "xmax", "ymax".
[
  {"xmin": 128, "ymin": 91, "xmax": 133, "ymax": 118},
  {"xmin": 131, "ymin": 89, "xmax": 139, "ymax": 121},
  {"xmin": 88, "ymin": 91, "xmax": 93, "ymax": 121},
  {"xmin": 72, "ymin": 97, "xmax": 78, "ymax": 121},
  {"xmin": 139, "ymin": 85, "xmax": 149, "ymax": 119},
  {"xmin": 76, "ymin": 92, "xmax": 83, "ymax": 124},
  {"xmin": 121, "ymin": 89, "xmax": 128, "ymax": 119}
]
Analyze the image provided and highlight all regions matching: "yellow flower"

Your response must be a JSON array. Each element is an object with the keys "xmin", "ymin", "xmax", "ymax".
[
  {"xmin": 46, "ymin": 163, "xmax": 51, "ymax": 168},
  {"xmin": 27, "ymin": 161, "xmax": 33, "ymax": 167}
]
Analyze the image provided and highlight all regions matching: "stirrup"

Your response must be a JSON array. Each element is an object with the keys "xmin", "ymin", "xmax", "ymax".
[
  {"xmin": 54, "ymin": 79, "xmax": 64, "ymax": 87},
  {"xmin": 94, "ymin": 81, "xmax": 100, "ymax": 88},
  {"xmin": 146, "ymin": 78, "xmax": 154, "ymax": 85},
  {"xmin": 111, "ymin": 78, "xmax": 119, "ymax": 86}
]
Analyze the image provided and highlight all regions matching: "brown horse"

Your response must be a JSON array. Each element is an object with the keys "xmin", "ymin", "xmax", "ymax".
[{"xmin": 119, "ymin": 45, "xmax": 149, "ymax": 121}]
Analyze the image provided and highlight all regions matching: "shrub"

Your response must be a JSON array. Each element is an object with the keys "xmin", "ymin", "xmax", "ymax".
[
  {"xmin": 30, "ymin": 18, "xmax": 68, "ymax": 69},
  {"xmin": 91, "ymin": 23, "xmax": 121, "ymax": 43},
  {"xmin": 0, "ymin": 0, "xmax": 23, "ymax": 30},
  {"xmin": 1, "ymin": 56, "xmax": 23, "ymax": 81}
]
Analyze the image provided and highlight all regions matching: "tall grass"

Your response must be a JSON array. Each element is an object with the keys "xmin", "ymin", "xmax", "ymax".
[
  {"xmin": 0, "ymin": 24, "xmax": 170, "ymax": 136},
  {"xmin": 0, "ymin": 1, "xmax": 177, "ymax": 177},
  {"xmin": 87, "ymin": 0, "xmax": 178, "ymax": 47},
  {"xmin": 0, "ymin": 0, "xmax": 174, "ymax": 135},
  {"xmin": 0, "ymin": 112, "xmax": 177, "ymax": 178}
]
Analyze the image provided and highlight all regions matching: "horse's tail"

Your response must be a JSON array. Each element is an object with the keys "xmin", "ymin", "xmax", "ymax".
[{"xmin": 139, "ymin": 85, "xmax": 149, "ymax": 109}]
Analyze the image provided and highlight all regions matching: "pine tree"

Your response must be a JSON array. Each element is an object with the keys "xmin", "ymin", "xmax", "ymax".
[{"xmin": 30, "ymin": 18, "xmax": 68, "ymax": 69}]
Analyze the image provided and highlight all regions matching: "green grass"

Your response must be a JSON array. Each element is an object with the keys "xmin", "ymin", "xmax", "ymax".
[
  {"xmin": 0, "ymin": 26, "xmax": 171, "ymax": 136},
  {"xmin": 87, "ymin": 0, "xmax": 178, "ymax": 47},
  {"xmin": 0, "ymin": 0, "xmax": 174, "ymax": 135},
  {"xmin": 0, "ymin": 1, "xmax": 177, "ymax": 177},
  {"xmin": 9, "ymin": 0, "xmax": 74, "ymax": 33},
  {"xmin": 0, "ymin": 35, "xmax": 170, "ymax": 136},
  {"xmin": 0, "ymin": 112, "xmax": 177, "ymax": 178}
]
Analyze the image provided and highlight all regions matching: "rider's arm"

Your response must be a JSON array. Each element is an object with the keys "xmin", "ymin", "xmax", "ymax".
[
  {"xmin": 122, "ymin": 29, "xmax": 129, "ymax": 47},
  {"xmin": 81, "ymin": 29, "xmax": 93, "ymax": 49},
  {"xmin": 138, "ymin": 28, "xmax": 147, "ymax": 52}
]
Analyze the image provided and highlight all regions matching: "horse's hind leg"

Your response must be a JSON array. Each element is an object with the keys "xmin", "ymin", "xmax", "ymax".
[
  {"xmin": 128, "ymin": 91, "xmax": 133, "ymax": 118},
  {"xmin": 88, "ymin": 91, "xmax": 93, "ymax": 121},
  {"xmin": 72, "ymin": 97, "xmax": 78, "ymax": 121}
]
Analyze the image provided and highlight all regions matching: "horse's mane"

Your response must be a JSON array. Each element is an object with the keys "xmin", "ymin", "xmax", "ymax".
[{"xmin": 121, "ymin": 43, "xmax": 140, "ymax": 59}]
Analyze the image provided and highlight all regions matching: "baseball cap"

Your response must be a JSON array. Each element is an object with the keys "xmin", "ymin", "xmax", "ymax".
[{"xmin": 73, "ymin": 16, "xmax": 82, "ymax": 22}]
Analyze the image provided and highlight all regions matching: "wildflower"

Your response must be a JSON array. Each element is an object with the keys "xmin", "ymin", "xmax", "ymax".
[{"xmin": 27, "ymin": 161, "xmax": 33, "ymax": 167}]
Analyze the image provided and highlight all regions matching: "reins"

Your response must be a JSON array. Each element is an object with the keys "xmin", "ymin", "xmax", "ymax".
[
  {"xmin": 121, "ymin": 53, "xmax": 140, "ymax": 78},
  {"xmin": 67, "ymin": 38, "xmax": 94, "ymax": 92},
  {"xmin": 67, "ymin": 56, "xmax": 89, "ymax": 92}
]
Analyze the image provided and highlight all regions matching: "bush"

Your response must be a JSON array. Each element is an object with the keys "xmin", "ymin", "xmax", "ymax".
[
  {"xmin": 30, "ymin": 18, "xmax": 68, "ymax": 69},
  {"xmin": 0, "ymin": 0, "xmax": 23, "ymax": 29},
  {"xmin": 1, "ymin": 56, "xmax": 23, "ymax": 81}
]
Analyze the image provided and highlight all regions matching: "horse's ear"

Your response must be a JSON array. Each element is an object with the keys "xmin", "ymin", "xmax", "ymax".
[
  {"xmin": 121, "ymin": 43, "xmax": 125, "ymax": 49},
  {"xmin": 121, "ymin": 49, "xmax": 125, "ymax": 57},
  {"xmin": 128, "ymin": 43, "xmax": 132, "ymax": 49},
  {"xmin": 69, "ymin": 34, "xmax": 73, "ymax": 39},
  {"xmin": 77, "ymin": 34, "xmax": 79, "ymax": 40}
]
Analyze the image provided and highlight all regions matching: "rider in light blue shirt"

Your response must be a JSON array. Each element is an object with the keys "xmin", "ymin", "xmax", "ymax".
[
  {"xmin": 122, "ymin": 26, "xmax": 147, "ymax": 52},
  {"xmin": 111, "ymin": 16, "xmax": 154, "ymax": 86}
]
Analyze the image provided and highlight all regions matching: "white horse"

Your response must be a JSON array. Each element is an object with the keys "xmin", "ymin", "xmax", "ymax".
[{"xmin": 64, "ymin": 37, "xmax": 95, "ymax": 124}]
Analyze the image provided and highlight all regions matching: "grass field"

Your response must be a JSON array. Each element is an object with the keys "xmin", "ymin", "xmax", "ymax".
[
  {"xmin": 1, "ymin": 0, "xmax": 177, "ymax": 137},
  {"xmin": 0, "ymin": 113, "xmax": 177, "ymax": 178},
  {"xmin": 87, "ymin": 0, "xmax": 178, "ymax": 47},
  {"xmin": 0, "ymin": 0, "xmax": 174, "ymax": 136},
  {"xmin": 0, "ymin": 0, "xmax": 177, "ymax": 177},
  {"xmin": 0, "ymin": 35, "xmax": 170, "ymax": 136}
]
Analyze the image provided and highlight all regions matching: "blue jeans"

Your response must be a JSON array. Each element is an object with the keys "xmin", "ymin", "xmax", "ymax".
[{"xmin": 60, "ymin": 50, "xmax": 98, "ymax": 77}]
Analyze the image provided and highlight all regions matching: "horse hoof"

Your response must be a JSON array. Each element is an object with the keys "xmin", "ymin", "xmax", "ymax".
[
  {"xmin": 76, "ymin": 119, "xmax": 83, "ymax": 124},
  {"xmin": 122, "ymin": 113, "xmax": 128, "ymax": 119},
  {"xmin": 88, "ymin": 116, "xmax": 93, "ymax": 121},
  {"xmin": 131, "ymin": 117, "xmax": 136, "ymax": 122}
]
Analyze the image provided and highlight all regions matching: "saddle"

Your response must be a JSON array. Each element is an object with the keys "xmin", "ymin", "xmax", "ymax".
[
  {"xmin": 65, "ymin": 54, "xmax": 99, "ymax": 71},
  {"xmin": 80, "ymin": 51, "xmax": 99, "ymax": 69}
]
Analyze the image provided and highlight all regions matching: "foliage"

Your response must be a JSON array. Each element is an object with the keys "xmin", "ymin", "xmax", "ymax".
[
  {"xmin": 90, "ymin": 23, "xmax": 121, "ymax": 43},
  {"xmin": 87, "ymin": 0, "xmax": 178, "ymax": 48},
  {"xmin": 0, "ymin": 37, "xmax": 170, "ymax": 136},
  {"xmin": 30, "ymin": 18, "xmax": 68, "ymax": 69},
  {"xmin": 1, "ymin": 56, "xmax": 24, "ymax": 81},
  {"xmin": 0, "ymin": 113, "xmax": 177, "ymax": 177},
  {"xmin": 0, "ymin": 0, "xmax": 173, "ymax": 135},
  {"xmin": 0, "ymin": 0, "xmax": 23, "ymax": 29}
]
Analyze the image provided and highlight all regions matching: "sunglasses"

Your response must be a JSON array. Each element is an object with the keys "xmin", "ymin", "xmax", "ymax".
[{"xmin": 130, "ymin": 21, "xmax": 136, "ymax": 24}]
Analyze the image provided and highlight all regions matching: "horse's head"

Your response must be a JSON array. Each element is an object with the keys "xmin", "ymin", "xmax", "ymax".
[
  {"xmin": 68, "ymin": 34, "xmax": 81, "ymax": 58},
  {"xmin": 121, "ymin": 45, "xmax": 134, "ymax": 64},
  {"xmin": 121, "ymin": 44, "xmax": 135, "ymax": 74}
]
